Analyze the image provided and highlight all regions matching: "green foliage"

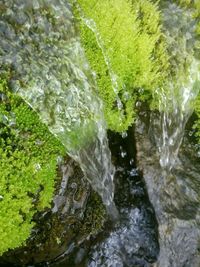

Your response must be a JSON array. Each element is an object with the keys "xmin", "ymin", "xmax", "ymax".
[
  {"xmin": 75, "ymin": 0, "xmax": 169, "ymax": 132},
  {"xmin": 0, "ymin": 79, "xmax": 65, "ymax": 255}
]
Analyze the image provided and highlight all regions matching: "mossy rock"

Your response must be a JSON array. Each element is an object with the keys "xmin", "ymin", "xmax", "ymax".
[
  {"xmin": 0, "ymin": 79, "xmax": 66, "ymax": 255},
  {"xmin": 0, "ymin": 158, "xmax": 107, "ymax": 266},
  {"xmin": 0, "ymin": 79, "xmax": 107, "ymax": 263},
  {"xmin": 74, "ymin": 0, "xmax": 169, "ymax": 132}
]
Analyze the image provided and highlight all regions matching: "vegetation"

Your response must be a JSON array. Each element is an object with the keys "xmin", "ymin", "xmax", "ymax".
[
  {"xmin": 175, "ymin": 0, "xmax": 200, "ymax": 142},
  {"xmin": 75, "ymin": 0, "xmax": 169, "ymax": 132},
  {"xmin": 0, "ymin": 0, "xmax": 200, "ymax": 258},
  {"xmin": 0, "ymin": 79, "xmax": 65, "ymax": 255},
  {"xmin": 75, "ymin": 0, "xmax": 200, "ymax": 142}
]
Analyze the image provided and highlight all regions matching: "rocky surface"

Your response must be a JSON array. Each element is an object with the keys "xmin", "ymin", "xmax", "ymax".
[
  {"xmin": 0, "ymin": 157, "xmax": 106, "ymax": 266},
  {"xmin": 54, "ymin": 131, "xmax": 160, "ymax": 267},
  {"xmin": 135, "ymin": 110, "xmax": 200, "ymax": 267}
]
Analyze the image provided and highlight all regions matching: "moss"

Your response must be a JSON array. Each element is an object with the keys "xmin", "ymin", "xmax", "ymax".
[
  {"xmin": 74, "ymin": 0, "xmax": 169, "ymax": 132},
  {"xmin": 0, "ymin": 79, "xmax": 65, "ymax": 255},
  {"xmin": 76, "ymin": 191, "xmax": 107, "ymax": 239}
]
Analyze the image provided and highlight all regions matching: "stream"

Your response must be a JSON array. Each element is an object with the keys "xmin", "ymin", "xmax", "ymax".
[
  {"xmin": 0, "ymin": 0, "xmax": 200, "ymax": 267},
  {"xmin": 153, "ymin": 1, "xmax": 200, "ymax": 170},
  {"xmin": 47, "ymin": 129, "xmax": 159, "ymax": 267},
  {"xmin": 0, "ymin": 0, "xmax": 116, "ymax": 215}
]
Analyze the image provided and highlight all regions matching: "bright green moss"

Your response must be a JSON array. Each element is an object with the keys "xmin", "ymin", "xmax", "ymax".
[
  {"xmin": 75, "ymin": 0, "xmax": 169, "ymax": 132},
  {"xmin": 0, "ymin": 79, "xmax": 65, "ymax": 255}
]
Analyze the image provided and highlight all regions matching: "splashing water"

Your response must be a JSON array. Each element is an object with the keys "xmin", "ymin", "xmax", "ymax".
[
  {"xmin": 153, "ymin": 2, "xmax": 200, "ymax": 170},
  {"xmin": 0, "ymin": 0, "xmax": 117, "ymax": 216}
]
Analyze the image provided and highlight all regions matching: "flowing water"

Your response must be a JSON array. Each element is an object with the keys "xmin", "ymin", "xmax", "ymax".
[
  {"xmin": 136, "ymin": 108, "xmax": 200, "ymax": 267},
  {"xmin": 75, "ymin": 2, "xmax": 123, "ymax": 112},
  {"xmin": 1, "ymin": 0, "xmax": 200, "ymax": 266},
  {"xmin": 0, "ymin": 0, "xmax": 117, "ymax": 215},
  {"xmin": 47, "ymin": 129, "xmax": 159, "ymax": 267},
  {"xmin": 153, "ymin": 2, "xmax": 200, "ymax": 170}
]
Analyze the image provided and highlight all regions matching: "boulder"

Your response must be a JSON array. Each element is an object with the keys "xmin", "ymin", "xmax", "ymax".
[
  {"xmin": 0, "ymin": 158, "xmax": 106, "ymax": 266},
  {"xmin": 135, "ymin": 110, "xmax": 200, "ymax": 267}
]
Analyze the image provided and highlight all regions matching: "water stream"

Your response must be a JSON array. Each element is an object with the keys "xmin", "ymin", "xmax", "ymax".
[
  {"xmin": 153, "ymin": 2, "xmax": 200, "ymax": 170},
  {"xmin": 0, "ymin": 0, "xmax": 117, "ymax": 216},
  {"xmin": 48, "ymin": 129, "xmax": 159, "ymax": 267},
  {"xmin": 75, "ymin": 2, "xmax": 123, "ymax": 112},
  {"xmin": 1, "ymin": 1, "xmax": 200, "ymax": 266}
]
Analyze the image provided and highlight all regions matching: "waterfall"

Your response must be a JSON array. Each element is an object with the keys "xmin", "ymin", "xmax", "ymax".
[
  {"xmin": 0, "ymin": 0, "xmax": 117, "ymax": 217},
  {"xmin": 153, "ymin": 2, "xmax": 200, "ymax": 170}
]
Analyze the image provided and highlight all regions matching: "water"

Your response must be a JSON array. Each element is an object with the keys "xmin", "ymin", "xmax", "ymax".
[
  {"xmin": 76, "ymin": 2, "xmax": 123, "ymax": 111},
  {"xmin": 136, "ymin": 110, "xmax": 200, "ymax": 267},
  {"xmin": 0, "ymin": 0, "xmax": 116, "ymax": 215},
  {"xmin": 48, "ymin": 129, "xmax": 159, "ymax": 267},
  {"xmin": 85, "ymin": 132, "xmax": 158, "ymax": 267},
  {"xmin": 0, "ymin": 128, "xmax": 159, "ymax": 267},
  {"xmin": 153, "ymin": 2, "xmax": 200, "ymax": 170}
]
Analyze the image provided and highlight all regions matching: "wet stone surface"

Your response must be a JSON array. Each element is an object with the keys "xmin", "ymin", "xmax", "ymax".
[
  {"xmin": 0, "ymin": 128, "xmax": 159, "ymax": 267},
  {"xmin": 52, "ymin": 130, "xmax": 159, "ymax": 267},
  {"xmin": 0, "ymin": 0, "xmax": 115, "ymax": 214},
  {"xmin": 135, "ymin": 109, "xmax": 200, "ymax": 267},
  {"xmin": 0, "ymin": 157, "xmax": 107, "ymax": 267}
]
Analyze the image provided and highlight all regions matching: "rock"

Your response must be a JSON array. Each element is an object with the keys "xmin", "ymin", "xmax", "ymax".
[
  {"xmin": 0, "ymin": 157, "xmax": 107, "ymax": 266},
  {"xmin": 135, "ymin": 110, "xmax": 200, "ymax": 267},
  {"xmin": 59, "ymin": 131, "xmax": 159, "ymax": 267}
]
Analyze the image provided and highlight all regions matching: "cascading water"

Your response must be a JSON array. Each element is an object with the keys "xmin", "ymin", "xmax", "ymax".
[
  {"xmin": 0, "ymin": 0, "xmax": 117, "ymax": 216},
  {"xmin": 75, "ymin": 3, "xmax": 123, "ymax": 112},
  {"xmin": 153, "ymin": 2, "xmax": 200, "ymax": 170}
]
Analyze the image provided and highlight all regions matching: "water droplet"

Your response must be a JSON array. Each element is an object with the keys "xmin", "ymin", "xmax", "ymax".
[
  {"xmin": 121, "ymin": 132, "xmax": 127, "ymax": 138},
  {"xmin": 35, "ymin": 163, "xmax": 41, "ymax": 171},
  {"xmin": 121, "ymin": 151, "xmax": 127, "ymax": 158},
  {"xmin": 136, "ymin": 101, "xmax": 141, "ymax": 107},
  {"xmin": 129, "ymin": 169, "xmax": 137, "ymax": 177},
  {"xmin": 189, "ymin": 131, "xmax": 193, "ymax": 136},
  {"xmin": 138, "ymin": 88, "xmax": 144, "ymax": 94}
]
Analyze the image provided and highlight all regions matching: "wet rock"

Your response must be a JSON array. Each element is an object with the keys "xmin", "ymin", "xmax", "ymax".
[
  {"xmin": 82, "ymin": 131, "xmax": 159, "ymax": 267},
  {"xmin": 135, "ymin": 110, "xmax": 200, "ymax": 267},
  {"xmin": 56, "ymin": 131, "xmax": 159, "ymax": 267},
  {"xmin": 0, "ymin": 157, "xmax": 107, "ymax": 266}
]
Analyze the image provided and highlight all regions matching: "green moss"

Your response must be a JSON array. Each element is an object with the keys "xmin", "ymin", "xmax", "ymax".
[
  {"xmin": 0, "ymin": 79, "xmax": 65, "ymax": 255},
  {"xmin": 75, "ymin": 0, "xmax": 169, "ymax": 132},
  {"xmin": 76, "ymin": 191, "xmax": 107, "ymax": 238}
]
